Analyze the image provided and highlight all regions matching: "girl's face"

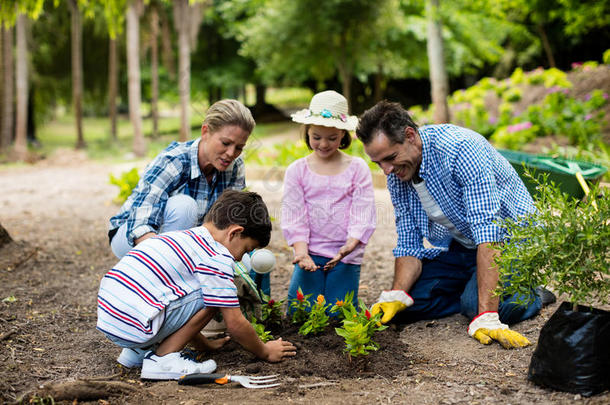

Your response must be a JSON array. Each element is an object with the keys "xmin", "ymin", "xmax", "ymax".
[
  {"xmin": 199, "ymin": 124, "xmax": 250, "ymax": 172},
  {"xmin": 307, "ymin": 125, "xmax": 343, "ymax": 159}
]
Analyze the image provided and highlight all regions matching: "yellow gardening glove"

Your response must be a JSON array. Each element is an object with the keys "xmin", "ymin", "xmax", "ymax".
[
  {"xmin": 370, "ymin": 290, "xmax": 414, "ymax": 324},
  {"xmin": 468, "ymin": 312, "xmax": 531, "ymax": 349}
]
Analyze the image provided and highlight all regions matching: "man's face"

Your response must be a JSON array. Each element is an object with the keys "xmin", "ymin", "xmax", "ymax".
[{"xmin": 363, "ymin": 128, "xmax": 422, "ymax": 182}]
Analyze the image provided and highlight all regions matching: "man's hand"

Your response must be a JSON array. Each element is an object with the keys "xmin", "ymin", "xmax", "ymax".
[
  {"xmin": 468, "ymin": 311, "xmax": 531, "ymax": 349},
  {"xmin": 263, "ymin": 338, "xmax": 297, "ymax": 362},
  {"xmin": 370, "ymin": 290, "xmax": 414, "ymax": 324}
]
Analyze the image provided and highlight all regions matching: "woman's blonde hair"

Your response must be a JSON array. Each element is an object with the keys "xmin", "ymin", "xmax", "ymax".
[{"xmin": 204, "ymin": 99, "xmax": 255, "ymax": 134}]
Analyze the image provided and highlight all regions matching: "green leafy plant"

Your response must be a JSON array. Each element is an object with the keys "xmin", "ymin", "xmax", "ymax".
[
  {"xmin": 495, "ymin": 171, "xmax": 610, "ymax": 309},
  {"xmin": 250, "ymin": 316, "xmax": 274, "ymax": 343},
  {"xmin": 109, "ymin": 168, "xmax": 140, "ymax": 204},
  {"xmin": 335, "ymin": 300, "xmax": 387, "ymax": 358},
  {"xmin": 260, "ymin": 293, "xmax": 284, "ymax": 326},
  {"xmin": 299, "ymin": 294, "xmax": 330, "ymax": 336},
  {"xmin": 329, "ymin": 291, "xmax": 356, "ymax": 321},
  {"xmin": 288, "ymin": 287, "xmax": 312, "ymax": 324}
]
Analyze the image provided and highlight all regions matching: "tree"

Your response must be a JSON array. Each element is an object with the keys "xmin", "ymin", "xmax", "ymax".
[
  {"xmin": 149, "ymin": 1, "xmax": 159, "ymax": 138},
  {"xmin": 1, "ymin": 24, "xmax": 13, "ymax": 150},
  {"xmin": 426, "ymin": 0, "xmax": 450, "ymax": 123},
  {"xmin": 126, "ymin": 0, "xmax": 145, "ymax": 156},
  {"xmin": 100, "ymin": 0, "xmax": 126, "ymax": 141},
  {"xmin": 67, "ymin": 0, "xmax": 85, "ymax": 148}
]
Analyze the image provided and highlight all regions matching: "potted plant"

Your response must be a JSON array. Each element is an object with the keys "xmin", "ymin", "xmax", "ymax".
[{"xmin": 495, "ymin": 172, "xmax": 610, "ymax": 397}]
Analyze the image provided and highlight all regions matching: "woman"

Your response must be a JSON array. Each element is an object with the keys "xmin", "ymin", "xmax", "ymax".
[{"xmin": 108, "ymin": 99, "xmax": 255, "ymax": 259}]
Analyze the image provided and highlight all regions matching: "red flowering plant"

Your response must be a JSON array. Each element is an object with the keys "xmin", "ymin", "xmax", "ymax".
[
  {"xmin": 288, "ymin": 287, "xmax": 312, "ymax": 325},
  {"xmin": 335, "ymin": 300, "xmax": 387, "ymax": 358},
  {"xmin": 299, "ymin": 294, "xmax": 330, "ymax": 336},
  {"xmin": 329, "ymin": 291, "xmax": 356, "ymax": 321},
  {"xmin": 260, "ymin": 293, "xmax": 284, "ymax": 327}
]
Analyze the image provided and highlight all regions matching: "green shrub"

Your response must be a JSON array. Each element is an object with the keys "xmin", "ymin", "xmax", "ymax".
[{"xmin": 109, "ymin": 168, "xmax": 140, "ymax": 204}]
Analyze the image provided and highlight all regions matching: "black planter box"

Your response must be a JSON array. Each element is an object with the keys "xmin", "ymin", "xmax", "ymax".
[{"xmin": 528, "ymin": 302, "xmax": 610, "ymax": 397}]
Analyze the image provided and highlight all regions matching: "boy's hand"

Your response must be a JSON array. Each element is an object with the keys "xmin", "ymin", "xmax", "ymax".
[
  {"xmin": 293, "ymin": 254, "xmax": 319, "ymax": 272},
  {"xmin": 264, "ymin": 338, "xmax": 297, "ymax": 362},
  {"xmin": 203, "ymin": 335, "xmax": 231, "ymax": 351}
]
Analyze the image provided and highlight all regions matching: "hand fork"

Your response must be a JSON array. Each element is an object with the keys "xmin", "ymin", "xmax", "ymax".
[{"xmin": 178, "ymin": 373, "xmax": 280, "ymax": 389}]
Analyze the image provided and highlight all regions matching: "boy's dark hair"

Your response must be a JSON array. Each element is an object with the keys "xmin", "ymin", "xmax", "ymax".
[
  {"xmin": 356, "ymin": 100, "xmax": 419, "ymax": 145},
  {"xmin": 303, "ymin": 124, "xmax": 352, "ymax": 150},
  {"xmin": 204, "ymin": 190, "xmax": 271, "ymax": 247}
]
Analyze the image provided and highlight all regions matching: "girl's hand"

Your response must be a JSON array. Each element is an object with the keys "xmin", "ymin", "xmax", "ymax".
[
  {"xmin": 293, "ymin": 254, "xmax": 319, "ymax": 272},
  {"xmin": 324, "ymin": 246, "xmax": 350, "ymax": 270}
]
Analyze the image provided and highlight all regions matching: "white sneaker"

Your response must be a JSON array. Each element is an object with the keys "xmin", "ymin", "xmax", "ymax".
[
  {"xmin": 117, "ymin": 348, "xmax": 149, "ymax": 368},
  {"xmin": 140, "ymin": 352, "xmax": 217, "ymax": 380}
]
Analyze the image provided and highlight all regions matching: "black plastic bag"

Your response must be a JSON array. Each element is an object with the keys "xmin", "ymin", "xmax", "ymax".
[{"xmin": 528, "ymin": 302, "xmax": 610, "ymax": 397}]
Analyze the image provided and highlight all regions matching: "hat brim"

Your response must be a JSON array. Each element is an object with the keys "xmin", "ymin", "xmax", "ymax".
[{"xmin": 291, "ymin": 109, "xmax": 358, "ymax": 131}]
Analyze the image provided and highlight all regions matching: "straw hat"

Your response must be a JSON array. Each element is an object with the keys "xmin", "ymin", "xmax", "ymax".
[{"xmin": 291, "ymin": 90, "xmax": 358, "ymax": 131}]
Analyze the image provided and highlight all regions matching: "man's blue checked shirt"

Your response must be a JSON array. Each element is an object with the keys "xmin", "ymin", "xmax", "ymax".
[
  {"xmin": 109, "ymin": 139, "xmax": 245, "ymax": 247},
  {"xmin": 388, "ymin": 124, "xmax": 535, "ymax": 259}
]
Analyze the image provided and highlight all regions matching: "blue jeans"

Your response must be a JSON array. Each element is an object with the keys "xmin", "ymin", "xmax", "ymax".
[
  {"xmin": 394, "ymin": 241, "xmax": 542, "ymax": 325},
  {"xmin": 249, "ymin": 270, "xmax": 271, "ymax": 297},
  {"xmin": 104, "ymin": 289, "xmax": 206, "ymax": 349},
  {"xmin": 287, "ymin": 254, "xmax": 361, "ymax": 313},
  {"xmin": 110, "ymin": 194, "xmax": 199, "ymax": 259}
]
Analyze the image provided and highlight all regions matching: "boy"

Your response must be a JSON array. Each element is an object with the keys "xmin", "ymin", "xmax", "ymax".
[{"xmin": 97, "ymin": 190, "xmax": 296, "ymax": 380}]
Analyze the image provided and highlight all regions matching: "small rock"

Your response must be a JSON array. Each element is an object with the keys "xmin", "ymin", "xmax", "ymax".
[{"xmin": 245, "ymin": 362, "xmax": 262, "ymax": 373}]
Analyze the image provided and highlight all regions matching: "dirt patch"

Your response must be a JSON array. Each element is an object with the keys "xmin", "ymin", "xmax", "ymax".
[{"xmin": 1, "ymin": 155, "xmax": 609, "ymax": 404}]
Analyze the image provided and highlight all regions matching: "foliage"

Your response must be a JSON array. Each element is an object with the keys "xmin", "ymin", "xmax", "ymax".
[
  {"xmin": 299, "ymin": 294, "xmax": 330, "ymax": 336},
  {"xmin": 109, "ymin": 168, "xmax": 139, "ymax": 204},
  {"xmin": 260, "ymin": 293, "xmax": 284, "ymax": 327},
  {"xmin": 329, "ymin": 291, "xmax": 356, "ymax": 321},
  {"xmin": 495, "ymin": 171, "xmax": 610, "ymax": 308},
  {"xmin": 288, "ymin": 287, "xmax": 311, "ymax": 325},
  {"xmin": 335, "ymin": 299, "xmax": 387, "ymax": 357},
  {"xmin": 604, "ymin": 49, "xmax": 610, "ymax": 65},
  {"xmin": 491, "ymin": 89, "xmax": 608, "ymax": 149},
  {"xmin": 250, "ymin": 316, "xmax": 274, "ymax": 343}
]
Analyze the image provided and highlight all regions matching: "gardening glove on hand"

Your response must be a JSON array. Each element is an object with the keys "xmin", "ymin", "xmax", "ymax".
[
  {"xmin": 468, "ymin": 311, "xmax": 531, "ymax": 349},
  {"xmin": 371, "ymin": 290, "xmax": 414, "ymax": 324}
]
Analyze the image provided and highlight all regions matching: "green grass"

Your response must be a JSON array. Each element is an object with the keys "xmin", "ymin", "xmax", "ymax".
[{"xmin": 34, "ymin": 113, "xmax": 300, "ymax": 163}]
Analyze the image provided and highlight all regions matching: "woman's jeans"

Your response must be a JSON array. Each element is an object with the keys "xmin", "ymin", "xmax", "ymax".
[
  {"xmin": 394, "ymin": 241, "xmax": 542, "ymax": 325},
  {"xmin": 287, "ymin": 254, "xmax": 361, "ymax": 313},
  {"xmin": 110, "ymin": 194, "xmax": 199, "ymax": 259}
]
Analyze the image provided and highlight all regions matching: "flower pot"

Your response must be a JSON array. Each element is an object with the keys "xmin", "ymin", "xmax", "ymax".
[{"xmin": 528, "ymin": 302, "xmax": 610, "ymax": 397}]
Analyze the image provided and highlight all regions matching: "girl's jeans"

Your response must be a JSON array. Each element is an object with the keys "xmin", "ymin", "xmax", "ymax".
[
  {"xmin": 394, "ymin": 241, "xmax": 542, "ymax": 325},
  {"xmin": 287, "ymin": 254, "xmax": 361, "ymax": 312}
]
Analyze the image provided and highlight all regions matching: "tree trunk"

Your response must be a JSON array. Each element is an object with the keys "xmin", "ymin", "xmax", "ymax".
[
  {"xmin": 426, "ymin": 0, "xmax": 450, "ymax": 124},
  {"xmin": 127, "ymin": 0, "xmax": 146, "ymax": 157},
  {"xmin": 14, "ymin": 14, "xmax": 28, "ymax": 161},
  {"xmin": 159, "ymin": 7, "xmax": 175, "ymax": 80},
  {"xmin": 373, "ymin": 64, "xmax": 385, "ymax": 103},
  {"xmin": 1, "ymin": 25, "xmax": 14, "ymax": 150},
  {"xmin": 108, "ymin": 37, "xmax": 118, "ymax": 141},
  {"xmin": 0, "ymin": 222, "xmax": 12, "ymax": 248},
  {"xmin": 336, "ymin": 32, "xmax": 352, "ymax": 110},
  {"xmin": 69, "ymin": 0, "xmax": 85, "ymax": 149},
  {"xmin": 537, "ymin": 23, "xmax": 556, "ymax": 68},
  {"xmin": 175, "ymin": 0, "xmax": 191, "ymax": 142},
  {"xmin": 150, "ymin": 5, "xmax": 159, "ymax": 139}
]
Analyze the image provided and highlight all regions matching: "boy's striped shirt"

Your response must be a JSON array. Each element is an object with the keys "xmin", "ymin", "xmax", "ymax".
[{"xmin": 97, "ymin": 226, "xmax": 238, "ymax": 343}]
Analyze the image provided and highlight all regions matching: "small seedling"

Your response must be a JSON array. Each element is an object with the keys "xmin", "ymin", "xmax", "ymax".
[
  {"xmin": 299, "ymin": 295, "xmax": 330, "ymax": 336},
  {"xmin": 260, "ymin": 293, "xmax": 284, "ymax": 326},
  {"xmin": 329, "ymin": 291, "xmax": 356, "ymax": 320},
  {"xmin": 335, "ymin": 300, "xmax": 387, "ymax": 358},
  {"xmin": 250, "ymin": 317, "xmax": 273, "ymax": 343},
  {"xmin": 288, "ymin": 287, "xmax": 312, "ymax": 325}
]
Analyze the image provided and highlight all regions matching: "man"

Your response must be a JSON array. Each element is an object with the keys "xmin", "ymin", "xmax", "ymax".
[{"xmin": 357, "ymin": 100, "xmax": 552, "ymax": 349}]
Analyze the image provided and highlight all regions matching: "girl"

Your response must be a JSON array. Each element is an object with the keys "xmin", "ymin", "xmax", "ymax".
[{"xmin": 281, "ymin": 90, "xmax": 376, "ymax": 311}]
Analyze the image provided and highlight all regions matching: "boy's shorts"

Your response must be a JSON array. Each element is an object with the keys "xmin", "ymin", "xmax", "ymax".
[{"xmin": 105, "ymin": 289, "xmax": 206, "ymax": 349}]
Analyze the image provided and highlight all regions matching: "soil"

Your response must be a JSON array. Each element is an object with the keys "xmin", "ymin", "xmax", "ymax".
[{"xmin": 1, "ymin": 150, "xmax": 609, "ymax": 404}]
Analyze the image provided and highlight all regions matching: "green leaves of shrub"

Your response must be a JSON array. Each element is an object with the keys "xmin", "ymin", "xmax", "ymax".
[
  {"xmin": 109, "ymin": 168, "xmax": 139, "ymax": 204},
  {"xmin": 495, "ymin": 170, "xmax": 610, "ymax": 308}
]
